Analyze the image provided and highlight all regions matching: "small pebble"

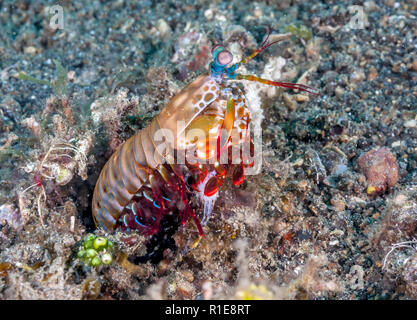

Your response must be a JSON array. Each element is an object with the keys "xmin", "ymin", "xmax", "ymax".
[
  {"xmin": 404, "ymin": 119, "xmax": 416, "ymax": 128},
  {"xmin": 350, "ymin": 69, "xmax": 365, "ymax": 84},
  {"xmin": 157, "ymin": 19, "xmax": 171, "ymax": 38},
  {"xmin": 357, "ymin": 148, "xmax": 399, "ymax": 196},
  {"xmin": 368, "ymin": 67, "xmax": 378, "ymax": 81},
  {"xmin": 24, "ymin": 46, "xmax": 37, "ymax": 55}
]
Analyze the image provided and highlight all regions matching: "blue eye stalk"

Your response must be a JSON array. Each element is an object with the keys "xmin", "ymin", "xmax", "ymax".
[{"xmin": 210, "ymin": 45, "xmax": 236, "ymax": 78}]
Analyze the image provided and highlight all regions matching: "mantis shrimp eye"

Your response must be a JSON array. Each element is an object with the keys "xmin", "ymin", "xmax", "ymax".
[
  {"xmin": 217, "ymin": 50, "xmax": 233, "ymax": 66},
  {"xmin": 211, "ymin": 45, "xmax": 233, "ymax": 66}
]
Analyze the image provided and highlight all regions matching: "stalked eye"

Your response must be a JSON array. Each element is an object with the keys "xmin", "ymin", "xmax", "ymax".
[
  {"xmin": 217, "ymin": 50, "xmax": 233, "ymax": 66},
  {"xmin": 211, "ymin": 44, "xmax": 226, "ymax": 63}
]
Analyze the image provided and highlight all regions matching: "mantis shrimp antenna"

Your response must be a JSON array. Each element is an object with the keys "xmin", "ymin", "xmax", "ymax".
[
  {"xmin": 235, "ymin": 27, "xmax": 283, "ymax": 67},
  {"xmin": 235, "ymin": 74, "xmax": 320, "ymax": 95},
  {"xmin": 226, "ymin": 27, "xmax": 320, "ymax": 96}
]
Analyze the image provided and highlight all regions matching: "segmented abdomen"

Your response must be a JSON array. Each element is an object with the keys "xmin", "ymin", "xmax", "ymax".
[{"xmin": 92, "ymin": 117, "xmax": 159, "ymax": 231}]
